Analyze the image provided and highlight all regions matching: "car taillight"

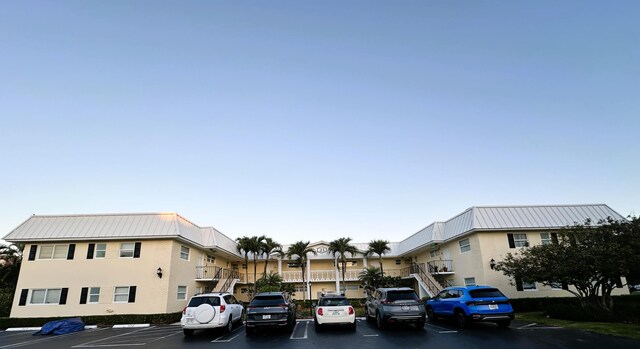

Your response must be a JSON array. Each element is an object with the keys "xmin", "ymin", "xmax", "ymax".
[
  {"xmin": 348, "ymin": 306, "xmax": 354, "ymax": 315},
  {"xmin": 246, "ymin": 305, "xmax": 254, "ymax": 310},
  {"xmin": 380, "ymin": 300, "xmax": 389, "ymax": 305},
  {"xmin": 182, "ymin": 306, "xmax": 187, "ymax": 315},
  {"xmin": 317, "ymin": 308, "xmax": 323, "ymax": 316},
  {"xmin": 220, "ymin": 304, "xmax": 226, "ymax": 313},
  {"xmin": 280, "ymin": 304, "xmax": 288, "ymax": 310}
]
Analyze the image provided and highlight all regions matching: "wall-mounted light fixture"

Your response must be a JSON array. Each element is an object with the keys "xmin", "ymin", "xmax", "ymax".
[
  {"xmin": 156, "ymin": 267, "xmax": 163, "ymax": 278},
  {"xmin": 489, "ymin": 259, "xmax": 496, "ymax": 270}
]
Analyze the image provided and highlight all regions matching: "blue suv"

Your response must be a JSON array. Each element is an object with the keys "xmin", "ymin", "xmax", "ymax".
[{"xmin": 426, "ymin": 286, "xmax": 514, "ymax": 328}]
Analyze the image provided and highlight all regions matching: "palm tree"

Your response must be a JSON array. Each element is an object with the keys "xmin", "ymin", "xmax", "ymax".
[
  {"xmin": 260, "ymin": 237, "xmax": 283, "ymax": 276},
  {"xmin": 286, "ymin": 241, "xmax": 317, "ymax": 302},
  {"xmin": 235, "ymin": 237, "xmax": 252, "ymax": 292},
  {"xmin": 328, "ymin": 237, "xmax": 359, "ymax": 294},
  {"xmin": 367, "ymin": 240, "xmax": 391, "ymax": 277},
  {"xmin": 358, "ymin": 266, "xmax": 383, "ymax": 297},
  {"xmin": 248, "ymin": 235, "xmax": 265, "ymax": 295}
]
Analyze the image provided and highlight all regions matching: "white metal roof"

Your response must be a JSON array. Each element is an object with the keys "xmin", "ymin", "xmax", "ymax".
[
  {"xmin": 3, "ymin": 204, "xmax": 626, "ymax": 259},
  {"xmin": 397, "ymin": 204, "xmax": 626, "ymax": 255},
  {"xmin": 3, "ymin": 213, "xmax": 241, "ymax": 257}
]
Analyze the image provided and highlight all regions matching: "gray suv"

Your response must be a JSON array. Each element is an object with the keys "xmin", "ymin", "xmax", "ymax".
[
  {"xmin": 245, "ymin": 292, "xmax": 297, "ymax": 334},
  {"xmin": 365, "ymin": 287, "xmax": 426, "ymax": 329}
]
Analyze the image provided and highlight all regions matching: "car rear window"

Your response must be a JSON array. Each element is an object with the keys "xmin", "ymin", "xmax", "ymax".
[
  {"xmin": 319, "ymin": 298, "xmax": 349, "ymax": 306},
  {"xmin": 469, "ymin": 289, "xmax": 505, "ymax": 298},
  {"xmin": 386, "ymin": 290, "xmax": 419, "ymax": 301},
  {"xmin": 250, "ymin": 295, "xmax": 285, "ymax": 306},
  {"xmin": 188, "ymin": 296, "xmax": 221, "ymax": 307}
]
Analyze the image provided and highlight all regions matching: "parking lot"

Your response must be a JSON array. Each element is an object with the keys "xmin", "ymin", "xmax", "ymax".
[{"xmin": 1, "ymin": 318, "xmax": 638, "ymax": 349}]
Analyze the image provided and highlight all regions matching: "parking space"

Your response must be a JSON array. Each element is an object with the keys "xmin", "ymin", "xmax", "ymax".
[{"xmin": 1, "ymin": 318, "xmax": 638, "ymax": 349}]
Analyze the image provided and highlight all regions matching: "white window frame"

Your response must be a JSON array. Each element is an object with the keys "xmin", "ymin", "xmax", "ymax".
[
  {"xmin": 513, "ymin": 233, "xmax": 529, "ymax": 247},
  {"xmin": 459, "ymin": 238, "xmax": 471, "ymax": 253},
  {"xmin": 206, "ymin": 254, "xmax": 215, "ymax": 263},
  {"xmin": 540, "ymin": 232, "xmax": 554, "ymax": 246},
  {"xmin": 113, "ymin": 286, "xmax": 131, "ymax": 303},
  {"xmin": 94, "ymin": 243, "xmax": 107, "ymax": 258},
  {"xmin": 119, "ymin": 243, "xmax": 135, "ymax": 258},
  {"xmin": 38, "ymin": 245, "xmax": 69, "ymax": 259},
  {"xmin": 177, "ymin": 286, "xmax": 187, "ymax": 300},
  {"xmin": 88, "ymin": 287, "xmax": 101, "ymax": 304},
  {"xmin": 464, "ymin": 277, "xmax": 476, "ymax": 286},
  {"xmin": 180, "ymin": 246, "xmax": 190, "ymax": 261},
  {"xmin": 30, "ymin": 288, "xmax": 62, "ymax": 305}
]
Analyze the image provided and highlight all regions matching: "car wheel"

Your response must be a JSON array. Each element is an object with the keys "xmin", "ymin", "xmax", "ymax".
[
  {"xmin": 366, "ymin": 309, "xmax": 374, "ymax": 323},
  {"xmin": 350, "ymin": 320, "xmax": 357, "ymax": 331},
  {"xmin": 496, "ymin": 320, "xmax": 511, "ymax": 328},
  {"xmin": 287, "ymin": 317, "xmax": 296, "ymax": 333},
  {"xmin": 415, "ymin": 319, "xmax": 425, "ymax": 330},
  {"xmin": 426, "ymin": 307, "xmax": 436, "ymax": 322},
  {"xmin": 183, "ymin": 329, "xmax": 194, "ymax": 337},
  {"xmin": 314, "ymin": 319, "xmax": 322, "ymax": 332},
  {"xmin": 455, "ymin": 311, "xmax": 468, "ymax": 328},
  {"xmin": 376, "ymin": 312, "xmax": 386, "ymax": 330},
  {"xmin": 226, "ymin": 316, "xmax": 233, "ymax": 333}
]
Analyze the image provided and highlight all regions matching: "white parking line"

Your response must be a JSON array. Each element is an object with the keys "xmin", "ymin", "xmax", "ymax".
[
  {"xmin": 518, "ymin": 323, "xmax": 537, "ymax": 329},
  {"xmin": 1, "ymin": 328, "xmax": 106, "ymax": 349},
  {"xmin": 211, "ymin": 325, "xmax": 244, "ymax": 343},
  {"xmin": 71, "ymin": 326, "xmax": 179, "ymax": 348},
  {"xmin": 425, "ymin": 323, "xmax": 458, "ymax": 333},
  {"xmin": 289, "ymin": 320, "xmax": 308, "ymax": 340},
  {"xmin": 363, "ymin": 334, "xmax": 379, "ymax": 337}
]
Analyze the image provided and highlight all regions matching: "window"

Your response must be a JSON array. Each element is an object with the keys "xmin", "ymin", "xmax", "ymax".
[
  {"xmin": 113, "ymin": 286, "xmax": 136, "ymax": 303},
  {"xmin": 464, "ymin": 277, "xmax": 476, "ymax": 286},
  {"xmin": 177, "ymin": 286, "xmax": 187, "ymax": 300},
  {"xmin": 549, "ymin": 282, "xmax": 563, "ymax": 290},
  {"xmin": 180, "ymin": 246, "xmax": 190, "ymax": 260},
  {"xmin": 95, "ymin": 244, "xmax": 106, "ymax": 258},
  {"xmin": 120, "ymin": 243, "xmax": 135, "ymax": 258},
  {"xmin": 346, "ymin": 285, "xmax": 359, "ymax": 291},
  {"xmin": 395, "ymin": 260, "xmax": 401, "ymax": 265},
  {"xmin": 206, "ymin": 255, "xmax": 215, "ymax": 263},
  {"xmin": 89, "ymin": 287, "xmax": 100, "ymax": 303},
  {"xmin": 459, "ymin": 239, "xmax": 471, "ymax": 253},
  {"xmin": 540, "ymin": 232, "xmax": 558, "ymax": 245},
  {"xmin": 119, "ymin": 242, "xmax": 141, "ymax": 258},
  {"xmin": 287, "ymin": 263, "xmax": 298, "ymax": 268},
  {"xmin": 30, "ymin": 288, "xmax": 65, "ymax": 304},
  {"xmin": 508, "ymin": 233, "xmax": 529, "ymax": 248},
  {"xmin": 429, "ymin": 249, "xmax": 439, "ymax": 258},
  {"xmin": 38, "ymin": 245, "xmax": 69, "ymax": 259}
]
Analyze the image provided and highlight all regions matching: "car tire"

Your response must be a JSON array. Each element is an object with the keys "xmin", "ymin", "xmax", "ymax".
[
  {"xmin": 350, "ymin": 320, "xmax": 357, "ymax": 331},
  {"xmin": 455, "ymin": 311, "xmax": 468, "ymax": 328},
  {"xmin": 376, "ymin": 312, "xmax": 386, "ymax": 330},
  {"xmin": 426, "ymin": 307, "xmax": 437, "ymax": 322},
  {"xmin": 226, "ymin": 316, "xmax": 233, "ymax": 333},
  {"xmin": 415, "ymin": 319, "xmax": 425, "ymax": 330},
  {"xmin": 366, "ymin": 310, "xmax": 374, "ymax": 323},
  {"xmin": 245, "ymin": 326, "xmax": 254, "ymax": 336},
  {"xmin": 183, "ymin": 329, "xmax": 194, "ymax": 337},
  {"xmin": 496, "ymin": 320, "xmax": 511, "ymax": 328},
  {"xmin": 314, "ymin": 319, "xmax": 322, "ymax": 332},
  {"xmin": 287, "ymin": 317, "xmax": 296, "ymax": 333}
]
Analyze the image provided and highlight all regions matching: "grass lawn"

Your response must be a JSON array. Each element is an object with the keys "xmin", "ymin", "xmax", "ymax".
[{"xmin": 516, "ymin": 312, "xmax": 640, "ymax": 340}]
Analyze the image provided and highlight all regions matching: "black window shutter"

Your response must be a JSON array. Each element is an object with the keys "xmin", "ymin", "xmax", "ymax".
[
  {"xmin": 128, "ymin": 286, "xmax": 137, "ymax": 303},
  {"xmin": 80, "ymin": 287, "xmax": 88, "ymax": 304},
  {"xmin": 507, "ymin": 234, "xmax": 515, "ymax": 248},
  {"xmin": 562, "ymin": 282, "xmax": 569, "ymax": 290},
  {"xmin": 551, "ymin": 233, "xmax": 559, "ymax": 244},
  {"xmin": 133, "ymin": 242, "xmax": 141, "ymax": 258},
  {"xmin": 515, "ymin": 277, "xmax": 524, "ymax": 291},
  {"xmin": 87, "ymin": 244, "xmax": 95, "ymax": 259},
  {"xmin": 19, "ymin": 289, "xmax": 29, "ymax": 306},
  {"xmin": 28, "ymin": 245, "xmax": 37, "ymax": 261},
  {"xmin": 59, "ymin": 288, "xmax": 68, "ymax": 305},
  {"xmin": 67, "ymin": 244, "xmax": 76, "ymax": 260}
]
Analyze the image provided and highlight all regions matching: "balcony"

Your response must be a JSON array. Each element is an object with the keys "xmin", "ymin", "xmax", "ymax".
[
  {"xmin": 426, "ymin": 260, "xmax": 454, "ymax": 275},
  {"xmin": 196, "ymin": 266, "xmax": 244, "ymax": 281}
]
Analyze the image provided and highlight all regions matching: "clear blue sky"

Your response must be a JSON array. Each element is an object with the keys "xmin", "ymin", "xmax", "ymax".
[{"xmin": 1, "ymin": 0, "xmax": 638, "ymax": 244}]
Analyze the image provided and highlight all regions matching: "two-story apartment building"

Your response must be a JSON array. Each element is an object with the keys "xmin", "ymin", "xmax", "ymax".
[{"xmin": 3, "ymin": 204, "xmax": 629, "ymax": 318}]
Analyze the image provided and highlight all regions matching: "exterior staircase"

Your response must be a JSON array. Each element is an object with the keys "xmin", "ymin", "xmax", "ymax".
[{"xmin": 410, "ymin": 263, "xmax": 444, "ymax": 298}]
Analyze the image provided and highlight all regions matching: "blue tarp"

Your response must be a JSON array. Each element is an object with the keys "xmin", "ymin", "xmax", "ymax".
[{"xmin": 34, "ymin": 318, "xmax": 85, "ymax": 335}]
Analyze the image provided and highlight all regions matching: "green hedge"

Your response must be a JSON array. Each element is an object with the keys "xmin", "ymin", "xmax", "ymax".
[
  {"xmin": 511, "ymin": 295, "xmax": 640, "ymax": 323},
  {"xmin": 0, "ymin": 312, "xmax": 181, "ymax": 329}
]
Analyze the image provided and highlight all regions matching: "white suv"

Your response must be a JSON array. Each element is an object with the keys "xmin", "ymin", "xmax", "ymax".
[
  {"xmin": 181, "ymin": 292, "xmax": 244, "ymax": 337},
  {"xmin": 313, "ymin": 292, "xmax": 356, "ymax": 331}
]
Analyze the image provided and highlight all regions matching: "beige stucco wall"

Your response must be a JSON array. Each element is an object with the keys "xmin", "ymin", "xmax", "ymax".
[{"xmin": 11, "ymin": 240, "xmax": 179, "ymax": 318}]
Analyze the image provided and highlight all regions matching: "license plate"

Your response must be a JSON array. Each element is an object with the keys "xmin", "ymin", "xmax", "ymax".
[
  {"xmin": 262, "ymin": 314, "xmax": 271, "ymax": 319},
  {"xmin": 331, "ymin": 311, "xmax": 341, "ymax": 315},
  {"xmin": 488, "ymin": 304, "xmax": 498, "ymax": 310}
]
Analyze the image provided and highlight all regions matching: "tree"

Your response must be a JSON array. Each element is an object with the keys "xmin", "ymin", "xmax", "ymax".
[
  {"xmin": 286, "ymin": 241, "xmax": 317, "ymax": 302},
  {"xmin": 367, "ymin": 240, "xmax": 391, "ymax": 277},
  {"xmin": 495, "ymin": 216, "xmax": 640, "ymax": 314},
  {"xmin": 235, "ymin": 236, "xmax": 252, "ymax": 294},
  {"xmin": 328, "ymin": 237, "xmax": 359, "ymax": 294},
  {"xmin": 358, "ymin": 266, "xmax": 403, "ymax": 297},
  {"xmin": 260, "ymin": 238, "xmax": 283, "ymax": 276},
  {"xmin": 0, "ymin": 243, "xmax": 23, "ymax": 288},
  {"xmin": 255, "ymin": 272, "xmax": 284, "ymax": 293},
  {"xmin": 248, "ymin": 235, "xmax": 265, "ymax": 295}
]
